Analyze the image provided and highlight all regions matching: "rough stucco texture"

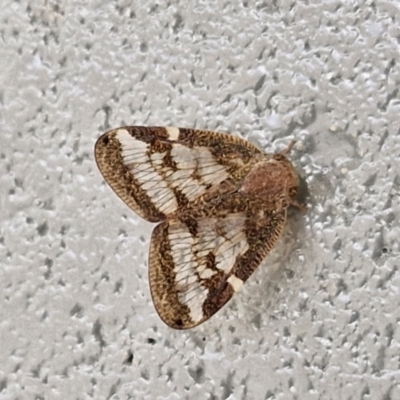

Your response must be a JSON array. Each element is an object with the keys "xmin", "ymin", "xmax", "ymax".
[{"xmin": 1, "ymin": 1, "xmax": 400, "ymax": 399}]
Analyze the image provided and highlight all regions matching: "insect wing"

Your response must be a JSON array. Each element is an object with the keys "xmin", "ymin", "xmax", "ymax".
[
  {"xmin": 149, "ymin": 210, "xmax": 287, "ymax": 329},
  {"xmin": 95, "ymin": 126, "xmax": 263, "ymax": 222}
]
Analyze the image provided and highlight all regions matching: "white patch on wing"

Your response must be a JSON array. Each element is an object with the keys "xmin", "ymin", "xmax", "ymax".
[
  {"xmin": 193, "ymin": 147, "xmax": 229, "ymax": 186},
  {"xmin": 196, "ymin": 215, "xmax": 249, "ymax": 274},
  {"xmin": 168, "ymin": 214, "xmax": 249, "ymax": 322},
  {"xmin": 199, "ymin": 268, "xmax": 216, "ymax": 279},
  {"xmin": 227, "ymin": 275, "xmax": 244, "ymax": 292},
  {"xmin": 165, "ymin": 126, "xmax": 180, "ymax": 140},
  {"xmin": 116, "ymin": 129, "xmax": 178, "ymax": 214},
  {"xmin": 150, "ymin": 151, "xmax": 166, "ymax": 165},
  {"xmin": 170, "ymin": 144, "xmax": 197, "ymax": 169},
  {"xmin": 169, "ymin": 221, "xmax": 208, "ymax": 323},
  {"xmin": 168, "ymin": 145, "xmax": 229, "ymax": 200},
  {"xmin": 168, "ymin": 168, "xmax": 206, "ymax": 201}
]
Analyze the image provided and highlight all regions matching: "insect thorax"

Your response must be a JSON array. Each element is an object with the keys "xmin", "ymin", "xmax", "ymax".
[{"xmin": 238, "ymin": 155, "xmax": 299, "ymax": 204}]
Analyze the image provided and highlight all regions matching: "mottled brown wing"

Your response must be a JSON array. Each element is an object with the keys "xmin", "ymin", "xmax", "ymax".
[
  {"xmin": 148, "ymin": 210, "xmax": 287, "ymax": 329},
  {"xmin": 95, "ymin": 126, "xmax": 263, "ymax": 222}
]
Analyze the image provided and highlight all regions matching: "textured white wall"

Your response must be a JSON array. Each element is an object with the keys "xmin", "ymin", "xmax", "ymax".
[{"xmin": 1, "ymin": 1, "xmax": 399, "ymax": 399}]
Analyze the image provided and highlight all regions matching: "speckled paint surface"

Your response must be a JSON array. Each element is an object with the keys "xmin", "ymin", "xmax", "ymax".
[{"xmin": 1, "ymin": 1, "xmax": 399, "ymax": 399}]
